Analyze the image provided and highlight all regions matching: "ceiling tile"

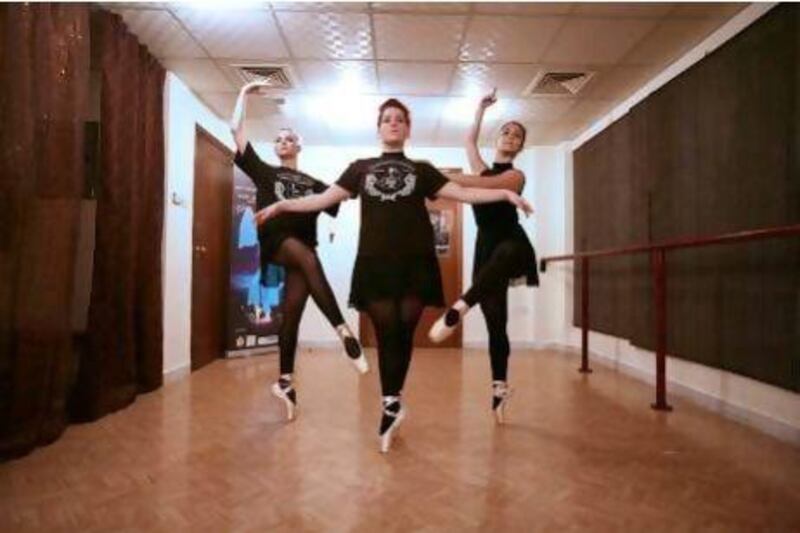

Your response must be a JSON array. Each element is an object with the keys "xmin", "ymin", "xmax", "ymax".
[
  {"xmin": 198, "ymin": 91, "xmax": 237, "ymax": 119},
  {"xmin": 281, "ymin": 93, "xmax": 384, "ymax": 139},
  {"xmin": 668, "ymin": 3, "xmax": 748, "ymax": 18},
  {"xmin": 162, "ymin": 59, "xmax": 236, "ymax": 91},
  {"xmin": 374, "ymin": 14, "xmax": 467, "ymax": 61},
  {"xmin": 378, "ymin": 62, "xmax": 454, "ymax": 95},
  {"xmin": 116, "ymin": 9, "xmax": 206, "ymax": 59},
  {"xmin": 571, "ymin": 2, "xmax": 676, "ymax": 18},
  {"xmin": 216, "ymin": 59, "xmax": 300, "ymax": 91},
  {"xmin": 403, "ymin": 96, "xmax": 445, "ymax": 129},
  {"xmin": 559, "ymin": 98, "xmax": 617, "ymax": 130},
  {"xmin": 371, "ymin": 2, "xmax": 473, "ymax": 14},
  {"xmin": 510, "ymin": 98, "xmax": 579, "ymax": 123},
  {"xmin": 200, "ymin": 91, "xmax": 280, "ymax": 121},
  {"xmin": 473, "ymin": 3, "xmax": 575, "ymax": 15},
  {"xmin": 461, "ymin": 16, "xmax": 564, "ymax": 62},
  {"xmin": 270, "ymin": 2, "xmax": 369, "ymax": 12},
  {"xmin": 276, "ymin": 11, "xmax": 372, "ymax": 59},
  {"xmin": 246, "ymin": 116, "xmax": 333, "ymax": 146},
  {"xmin": 451, "ymin": 63, "xmax": 541, "ymax": 96},
  {"xmin": 542, "ymin": 18, "xmax": 659, "ymax": 65},
  {"xmin": 295, "ymin": 60, "xmax": 378, "ymax": 92},
  {"xmin": 102, "ymin": 2, "xmax": 170, "ymax": 10},
  {"xmin": 534, "ymin": 121, "xmax": 584, "ymax": 144},
  {"xmin": 580, "ymin": 66, "xmax": 658, "ymax": 100},
  {"xmin": 622, "ymin": 18, "xmax": 724, "ymax": 65},
  {"xmin": 172, "ymin": 8, "xmax": 289, "ymax": 59}
]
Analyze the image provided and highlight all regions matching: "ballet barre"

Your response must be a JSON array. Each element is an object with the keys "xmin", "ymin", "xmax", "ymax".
[{"xmin": 540, "ymin": 223, "xmax": 800, "ymax": 411}]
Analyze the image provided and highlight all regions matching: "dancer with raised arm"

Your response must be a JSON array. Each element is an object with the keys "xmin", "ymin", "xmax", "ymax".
[
  {"xmin": 429, "ymin": 89, "xmax": 539, "ymax": 424},
  {"xmin": 231, "ymin": 81, "xmax": 368, "ymax": 422}
]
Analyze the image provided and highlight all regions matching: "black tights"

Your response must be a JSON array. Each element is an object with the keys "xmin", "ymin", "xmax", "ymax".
[
  {"xmin": 462, "ymin": 240, "xmax": 526, "ymax": 382},
  {"xmin": 271, "ymin": 238, "xmax": 345, "ymax": 375},
  {"xmin": 479, "ymin": 290, "xmax": 509, "ymax": 382},
  {"xmin": 365, "ymin": 296, "xmax": 424, "ymax": 396}
]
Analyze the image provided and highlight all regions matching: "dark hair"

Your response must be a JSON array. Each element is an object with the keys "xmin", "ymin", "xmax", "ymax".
[
  {"xmin": 377, "ymin": 98, "xmax": 411, "ymax": 128},
  {"xmin": 500, "ymin": 120, "xmax": 527, "ymax": 148}
]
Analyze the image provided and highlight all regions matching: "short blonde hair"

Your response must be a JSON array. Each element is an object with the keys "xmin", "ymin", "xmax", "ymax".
[{"xmin": 275, "ymin": 127, "xmax": 303, "ymax": 147}]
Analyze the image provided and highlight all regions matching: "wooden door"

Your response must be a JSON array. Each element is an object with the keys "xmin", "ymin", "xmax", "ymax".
[
  {"xmin": 191, "ymin": 127, "xmax": 233, "ymax": 370},
  {"xmin": 360, "ymin": 183, "xmax": 463, "ymax": 349}
]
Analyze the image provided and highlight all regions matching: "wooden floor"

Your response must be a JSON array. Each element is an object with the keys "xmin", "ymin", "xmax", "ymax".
[{"xmin": 2, "ymin": 348, "xmax": 799, "ymax": 532}]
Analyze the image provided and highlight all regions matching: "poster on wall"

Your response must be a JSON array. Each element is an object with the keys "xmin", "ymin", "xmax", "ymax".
[
  {"xmin": 429, "ymin": 208, "xmax": 452, "ymax": 257},
  {"xmin": 226, "ymin": 167, "xmax": 284, "ymax": 357}
]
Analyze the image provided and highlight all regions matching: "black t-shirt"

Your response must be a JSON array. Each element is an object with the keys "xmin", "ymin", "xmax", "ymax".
[
  {"xmin": 472, "ymin": 162, "xmax": 523, "ymax": 233},
  {"xmin": 234, "ymin": 142, "xmax": 339, "ymax": 250},
  {"xmin": 336, "ymin": 152, "xmax": 449, "ymax": 257}
]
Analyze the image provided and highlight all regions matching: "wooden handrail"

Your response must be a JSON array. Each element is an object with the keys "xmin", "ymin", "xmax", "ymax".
[{"xmin": 539, "ymin": 223, "xmax": 800, "ymax": 411}]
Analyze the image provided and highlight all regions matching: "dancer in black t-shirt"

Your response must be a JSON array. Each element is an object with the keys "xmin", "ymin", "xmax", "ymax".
[
  {"xmin": 428, "ymin": 89, "xmax": 539, "ymax": 424},
  {"xmin": 257, "ymin": 98, "xmax": 532, "ymax": 452},
  {"xmin": 231, "ymin": 81, "xmax": 367, "ymax": 422}
]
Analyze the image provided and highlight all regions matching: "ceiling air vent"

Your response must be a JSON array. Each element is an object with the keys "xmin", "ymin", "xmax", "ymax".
[
  {"xmin": 525, "ymin": 71, "xmax": 595, "ymax": 96},
  {"xmin": 232, "ymin": 64, "xmax": 296, "ymax": 90}
]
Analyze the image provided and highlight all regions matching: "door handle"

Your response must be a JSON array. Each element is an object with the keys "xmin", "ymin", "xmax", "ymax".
[{"xmin": 194, "ymin": 245, "xmax": 208, "ymax": 254}]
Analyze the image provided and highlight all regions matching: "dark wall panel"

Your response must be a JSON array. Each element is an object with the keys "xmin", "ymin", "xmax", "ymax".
[
  {"xmin": 573, "ymin": 4, "xmax": 800, "ymax": 391},
  {"xmin": 574, "ymin": 116, "xmax": 637, "ymax": 340}
]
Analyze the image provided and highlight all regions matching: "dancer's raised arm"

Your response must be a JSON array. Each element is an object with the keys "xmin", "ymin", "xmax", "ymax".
[
  {"xmin": 466, "ymin": 88, "xmax": 497, "ymax": 175},
  {"xmin": 230, "ymin": 81, "xmax": 270, "ymax": 153}
]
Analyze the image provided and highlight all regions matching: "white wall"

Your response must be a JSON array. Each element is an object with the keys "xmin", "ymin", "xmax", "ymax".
[{"xmin": 163, "ymin": 73, "xmax": 235, "ymax": 375}]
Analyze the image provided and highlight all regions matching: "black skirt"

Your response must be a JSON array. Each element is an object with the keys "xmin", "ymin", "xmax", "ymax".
[
  {"xmin": 473, "ymin": 224, "xmax": 539, "ymax": 287},
  {"xmin": 349, "ymin": 253, "xmax": 445, "ymax": 310}
]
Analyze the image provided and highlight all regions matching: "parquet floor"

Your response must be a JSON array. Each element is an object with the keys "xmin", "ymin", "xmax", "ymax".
[{"xmin": 2, "ymin": 348, "xmax": 799, "ymax": 532}]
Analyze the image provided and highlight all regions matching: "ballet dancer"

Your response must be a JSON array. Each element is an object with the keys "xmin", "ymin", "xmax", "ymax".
[
  {"xmin": 231, "ymin": 81, "xmax": 368, "ymax": 422},
  {"xmin": 429, "ymin": 88, "xmax": 539, "ymax": 423}
]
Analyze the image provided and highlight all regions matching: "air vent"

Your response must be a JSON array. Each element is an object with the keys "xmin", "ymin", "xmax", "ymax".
[
  {"xmin": 232, "ymin": 63, "xmax": 296, "ymax": 90},
  {"xmin": 525, "ymin": 71, "xmax": 595, "ymax": 96}
]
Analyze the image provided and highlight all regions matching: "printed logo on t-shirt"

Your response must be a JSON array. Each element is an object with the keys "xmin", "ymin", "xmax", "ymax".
[
  {"xmin": 275, "ymin": 172, "xmax": 316, "ymax": 201},
  {"xmin": 364, "ymin": 160, "xmax": 416, "ymax": 201}
]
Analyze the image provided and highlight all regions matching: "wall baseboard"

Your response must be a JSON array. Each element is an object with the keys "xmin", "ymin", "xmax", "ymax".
[
  {"xmin": 550, "ymin": 342, "xmax": 800, "ymax": 447},
  {"xmin": 163, "ymin": 363, "xmax": 191, "ymax": 383}
]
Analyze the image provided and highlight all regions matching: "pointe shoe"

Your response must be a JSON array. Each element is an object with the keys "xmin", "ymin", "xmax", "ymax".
[
  {"xmin": 342, "ymin": 335, "xmax": 369, "ymax": 374},
  {"xmin": 379, "ymin": 399, "xmax": 406, "ymax": 453},
  {"xmin": 271, "ymin": 378, "xmax": 297, "ymax": 421},
  {"xmin": 337, "ymin": 325, "xmax": 369, "ymax": 374},
  {"xmin": 428, "ymin": 307, "xmax": 463, "ymax": 343},
  {"xmin": 492, "ymin": 381, "xmax": 512, "ymax": 424}
]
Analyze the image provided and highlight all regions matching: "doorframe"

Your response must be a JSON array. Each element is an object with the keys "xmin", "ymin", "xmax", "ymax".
[{"xmin": 190, "ymin": 125, "xmax": 234, "ymax": 370}]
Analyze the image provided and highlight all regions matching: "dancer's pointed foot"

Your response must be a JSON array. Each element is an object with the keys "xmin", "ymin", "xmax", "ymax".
[
  {"xmin": 492, "ymin": 380, "xmax": 512, "ymax": 424},
  {"xmin": 271, "ymin": 375, "xmax": 297, "ymax": 421},
  {"xmin": 379, "ymin": 396, "xmax": 406, "ymax": 453},
  {"xmin": 429, "ymin": 300, "xmax": 469, "ymax": 343},
  {"xmin": 337, "ymin": 324, "xmax": 369, "ymax": 374}
]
